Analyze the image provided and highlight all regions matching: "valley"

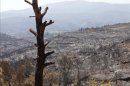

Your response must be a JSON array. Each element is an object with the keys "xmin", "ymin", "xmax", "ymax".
[{"xmin": 0, "ymin": 23, "xmax": 130, "ymax": 85}]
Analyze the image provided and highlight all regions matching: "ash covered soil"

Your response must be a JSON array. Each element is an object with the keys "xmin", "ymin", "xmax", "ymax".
[{"xmin": 1, "ymin": 23, "xmax": 130, "ymax": 85}]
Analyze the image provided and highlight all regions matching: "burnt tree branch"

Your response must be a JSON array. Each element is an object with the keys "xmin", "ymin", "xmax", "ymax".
[
  {"xmin": 39, "ymin": 7, "xmax": 42, "ymax": 12},
  {"xmin": 117, "ymin": 77, "xmax": 130, "ymax": 82},
  {"xmin": 25, "ymin": 0, "xmax": 55, "ymax": 86},
  {"xmin": 43, "ymin": 20, "xmax": 54, "ymax": 27},
  {"xmin": 46, "ymin": 20, "xmax": 54, "ymax": 26},
  {"xmin": 45, "ymin": 41, "xmax": 50, "ymax": 47},
  {"xmin": 45, "ymin": 51, "xmax": 55, "ymax": 57},
  {"xmin": 29, "ymin": 16, "xmax": 36, "ymax": 18},
  {"xmin": 121, "ymin": 60, "xmax": 130, "ymax": 64},
  {"xmin": 24, "ymin": 0, "xmax": 32, "ymax": 5},
  {"xmin": 29, "ymin": 29, "xmax": 37, "ymax": 37},
  {"xmin": 41, "ymin": 7, "xmax": 48, "ymax": 18},
  {"xmin": 44, "ymin": 62, "xmax": 55, "ymax": 67}
]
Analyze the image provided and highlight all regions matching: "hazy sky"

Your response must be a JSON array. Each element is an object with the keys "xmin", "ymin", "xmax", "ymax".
[{"xmin": 1, "ymin": 0, "xmax": 130, "ymax": 12}]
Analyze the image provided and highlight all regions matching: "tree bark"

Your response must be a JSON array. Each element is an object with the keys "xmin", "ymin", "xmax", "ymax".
[{"xmin": 25, "ymin": 0, "xmax": 55, "ymax": 86}]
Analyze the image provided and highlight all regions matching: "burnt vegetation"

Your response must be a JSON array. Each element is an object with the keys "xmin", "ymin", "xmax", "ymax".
[
  {"xmin": 1, "ymin": 22, "xmax": 130, "ymax": 86},
  {"xmin": 0, "ymin": 0, "xmax": 130, "ymax": 86},
  {"xmin": 24, "ymin": 0, "xmax": 55, "ymax": 86}
]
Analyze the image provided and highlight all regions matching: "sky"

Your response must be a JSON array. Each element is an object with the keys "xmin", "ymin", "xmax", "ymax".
[{"xmin": 1, "ymin": 0, "xmax": 130, "ymax": 12}]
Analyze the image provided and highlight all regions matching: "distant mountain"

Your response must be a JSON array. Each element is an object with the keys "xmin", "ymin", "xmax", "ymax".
[{"xmin": 1, "ymin": 0, "xmax": 130, "ymax": 38}]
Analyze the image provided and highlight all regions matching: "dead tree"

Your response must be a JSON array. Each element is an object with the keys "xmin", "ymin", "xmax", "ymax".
[{"xmin": 24, "ymin": 0, "xmax": 55, "ymax": 86}]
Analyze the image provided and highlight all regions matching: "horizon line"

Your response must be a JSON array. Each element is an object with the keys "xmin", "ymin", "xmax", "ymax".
[{"xmin": 1, "ymin": 0, "xmax": 130, "ymax": 12}]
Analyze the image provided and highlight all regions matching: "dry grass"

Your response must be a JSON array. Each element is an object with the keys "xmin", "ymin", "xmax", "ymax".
[{"xmin": 89, "ymin": 80, "xmax": 112, "ymax": 86}]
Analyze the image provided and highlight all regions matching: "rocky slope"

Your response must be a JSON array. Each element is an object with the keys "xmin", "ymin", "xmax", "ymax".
[
  {"xmin": 1, "ymin": 23, "xmax": 130, "ymax": 85},
  {"xmin": 0, "ymin": 33, "xmax": 33, "ymax": 58},
  {"xmin": 48, "ymin": 23, "xmax": 130, "ymax": 85}
]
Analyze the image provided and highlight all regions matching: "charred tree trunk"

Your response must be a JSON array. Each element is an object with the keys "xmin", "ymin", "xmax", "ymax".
[{"xmin": 24, "ymin": 0, "xmax": 55, "ymax": 86}]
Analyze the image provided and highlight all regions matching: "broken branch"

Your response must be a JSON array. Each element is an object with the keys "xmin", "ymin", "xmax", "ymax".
[
  {"xmin": 39, "ymin": 7, "xmax": 42, "ymax": 12},
  {"xmin": 45, "ymin": 20, "xmax": 54, "ymax": 26},
  {"xmin": 24, "ymin": 0, "xmax": 32, "ymax": 5},
  {"xmin": 44, "ymin": 62, "xmax": 55, "ymax": 67},
  {"xmin": 41, "ymin": 7, "xmax": 48, "ymax": 18},
  {"xmin": 45, "ymin": 51, "xmax": 55, "ymax": 57},
  {"xmin": 45, "ymin": 41, "xmax": 50, "ymax": 47},
  {"xmin": 117, "ymin": 77, "xmax": 130, "ymax": 82},
  {"xmin": 29, "ymin": 29, "xmax": 37, "ymax": 37},
  {"xmin": 43, "ymin": 21, "xmax": 47, "ymax": 26},
  {"xmin": 121, "ymin": 60, "xmax": 130, "ymax": 64},
  {"xmin": 34, "ymin": 43, "xmax": 38, "ymax": 47},
  {"xmin": 29, "ymin": 16, "xmax": 36, "ymax": 18}
]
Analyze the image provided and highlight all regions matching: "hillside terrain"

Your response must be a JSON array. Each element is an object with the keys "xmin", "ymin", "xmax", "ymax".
[
  {"xmin": 0, "ymin": 23, "xmax": 130, "ymax": 85},
  {"xmin": 1, "ymin": 0, "xmax": 130, "ymax": 37},
  {"xmin": 49, "ymin": 22, "xmax": 130, "ymax": 85},
  {"xmin": 0, "ymin": 33, "xmax": 33, "ymax": 58}
]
